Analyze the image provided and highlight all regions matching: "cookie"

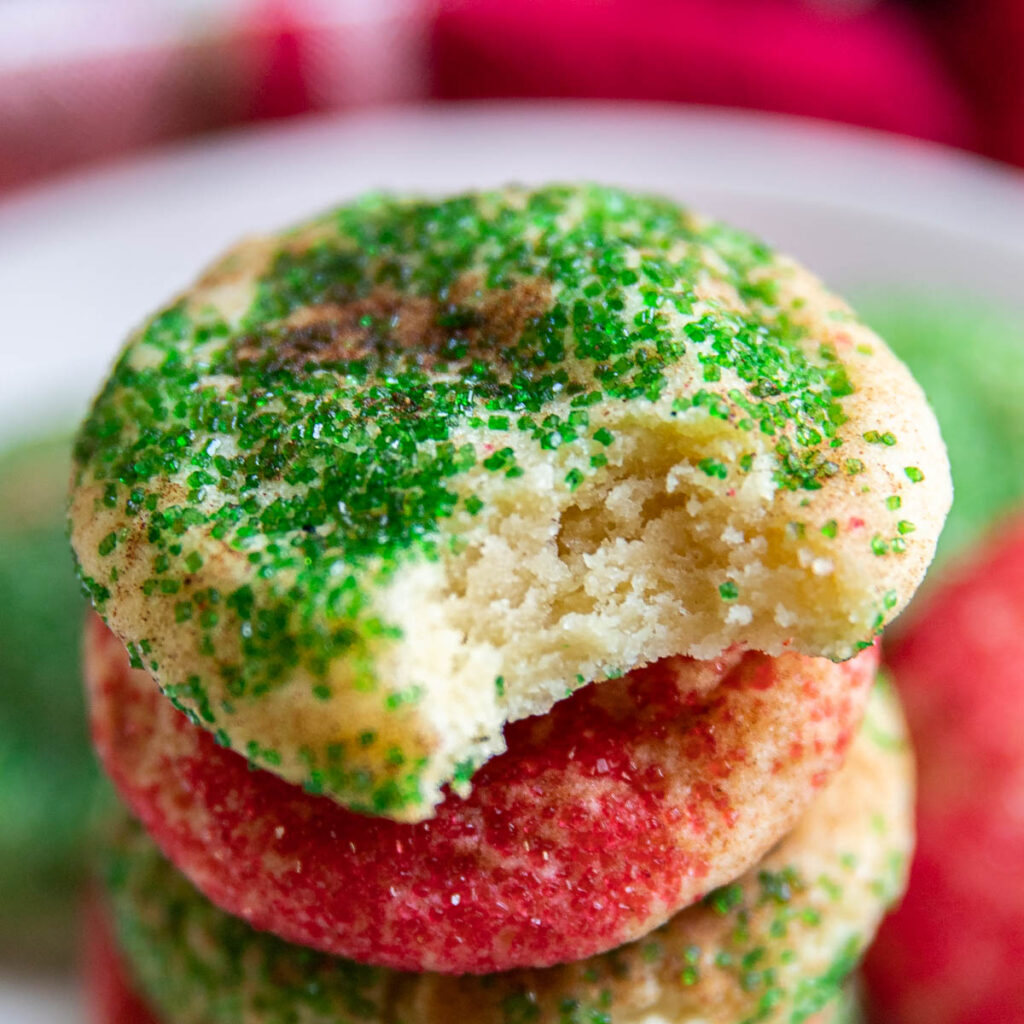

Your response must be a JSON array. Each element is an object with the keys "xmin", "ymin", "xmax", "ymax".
[
  {"xmin": 95, "ymin": 680, "xmax": 909, "ymax": 1024},
  {"xmin": 857, "ymin": 297, "xmax": 1024, "ymax": 562},
  {"xmin": 0, "ymin": 433, "xmax": 96, "ymax": 965},
  {"xmin": 87, "ymin": 902, "xmax": 862, "ymax": 1024},
  {"xmin": 87, "ymin": 611, "xmax": 875, "ymax": 972},
  {"xmin": 85, "ymin": 894, "xmax": 162, "ymax": 1024},
  {"xmin": 69, "ymin": 185, "xmax": 950, "ymax": 819},
  {"xmin": 864, "ymin": 514, "xmax": 1024, "ymax": 1023}
]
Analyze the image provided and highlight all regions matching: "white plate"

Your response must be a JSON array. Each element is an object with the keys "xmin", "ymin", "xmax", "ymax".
[{"xmin": 1, "ymin": 101, "xmax": 1022, "ymax": 1020}]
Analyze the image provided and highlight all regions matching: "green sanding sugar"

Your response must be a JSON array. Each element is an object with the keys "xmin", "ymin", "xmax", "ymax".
[
  {"xmin": 103, "ymin": 808, "xmax": 868, "ymax": 1024},
  {"xmin": 71, "ymin": 185, "xmax": 876, "ymax": 812},
  {"xmin": 857, "ymin": 294, "xmax": 1024, "ymax": 562}
]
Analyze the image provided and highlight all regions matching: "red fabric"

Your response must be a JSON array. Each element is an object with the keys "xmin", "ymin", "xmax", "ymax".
[
  {"xmin": 927, "ymin": 0, "xmax": 1024, "ymax": 167},
  {"xmin": 431, "ymin": 0, "xmax": 974, "ymax": 148},
  {"xmin": 244, "ymin": 1, "xmax": 315, "ymax": 120}
]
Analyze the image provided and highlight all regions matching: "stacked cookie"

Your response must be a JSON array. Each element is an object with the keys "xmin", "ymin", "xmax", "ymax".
[{"xmin": 70, "ymin": 185, "xmax": 949, "ymax": 1023}]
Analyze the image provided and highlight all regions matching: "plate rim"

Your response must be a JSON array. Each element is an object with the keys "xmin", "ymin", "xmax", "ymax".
[{"xmin": 2, "ymin": 100, "xmax": 1022, "ymax": 244}]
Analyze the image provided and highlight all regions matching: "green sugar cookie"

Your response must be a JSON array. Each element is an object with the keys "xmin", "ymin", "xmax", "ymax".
[
  {"xmin": 0, "ymin": 433, "xmax": 97, "ymax": 964},
  {"xmin": 70, "ymin": 185, "xmax": 949, "ymax": 818},
  {"xmin": 858, "ymin": 295, "xmax": 1024, "ymax": 563}
]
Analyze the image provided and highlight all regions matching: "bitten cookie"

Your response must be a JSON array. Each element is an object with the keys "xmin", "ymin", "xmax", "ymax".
[
  {"xmin": 96, "ymin": 681, "xmax": 909, "ymax": 1024},
  {"xmin": 86, "ymin": 614, "xmax": 875, "ymax": 972},
  {"xmin": 69, "ymin": 185, "xmax": 949, "ymax": 818}
]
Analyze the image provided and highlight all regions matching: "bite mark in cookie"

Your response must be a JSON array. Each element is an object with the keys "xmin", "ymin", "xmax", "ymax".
[{"xmin": 69, "ymin": 185, "xmax": 950, "ymax": 818}]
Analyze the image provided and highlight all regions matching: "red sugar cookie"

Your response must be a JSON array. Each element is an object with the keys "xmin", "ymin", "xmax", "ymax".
[
  {"xmin": 87, "ymin": 614, "xmax": 875, "ymax": 974},
  {"xmin": 84, "ymin": 896, "xmax": 161, "ymax": 1024},
  {"xmin": 865, "ymin": 515, "xmax": 1024, "ymax": 1024}
]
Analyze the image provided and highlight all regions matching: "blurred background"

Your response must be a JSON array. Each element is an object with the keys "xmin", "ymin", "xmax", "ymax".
[
  {"xmin": 1, "ymin": 0, "xmax": 1024, "ymax": 193},
  {"xmin": 1, "ymin": 2, "xmax": 1023, "ymax": 1022}
]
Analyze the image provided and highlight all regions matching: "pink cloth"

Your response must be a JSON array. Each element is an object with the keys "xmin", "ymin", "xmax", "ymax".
[{"xmin": 0, "ymin": 0, "xmax": 433, "ymax": 192}]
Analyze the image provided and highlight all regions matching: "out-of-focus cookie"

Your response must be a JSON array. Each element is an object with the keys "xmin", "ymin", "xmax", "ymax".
[
  {"xmin": 865, "ymin": 515, "xmax": 1024, "ymax": 1023},
  {"xmin": 857, "ymin": 297, "xmax": 1024, "ymax": 563},
  {"xmin": 87, "ymin": 613, "xmax": 875, "ymax": 973},
  {"xmin": 69, "ymin": 185, "xmax": 950, "ymax": 820},
  {"xmin": 85, "ymin": 894, "xmax": 162, "ymax": 1024},
  {"xmin": 97, "ymin": 681, "xmax": 911, "ymax": 1024},
  {"xmin": 0, "ymin": 433, "xmax": 96, "ymax": 965},
  {"xmin": 86, "ymin": 903, "xmax": 863, "ymax": 1024}
]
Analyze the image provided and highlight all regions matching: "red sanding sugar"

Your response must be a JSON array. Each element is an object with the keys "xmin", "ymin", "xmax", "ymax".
[{"xmin": 87, "ymin": 616, "xmax": 874, "ymax": 974}]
